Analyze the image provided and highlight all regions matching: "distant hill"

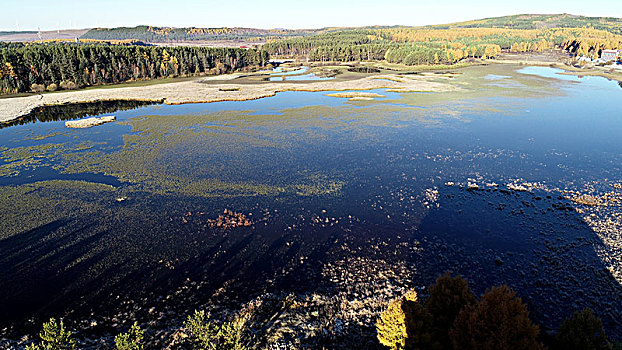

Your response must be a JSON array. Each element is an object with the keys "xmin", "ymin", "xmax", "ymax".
[
  {"xmin": 0, "ymin": 29, "xmax": 90, "ymax": 43},
  {"xmin": 80, "ymin": 26, "xmax": 322, "ymax": 43},
  {"xmin": 436, "ymin": 14, "xmax": 622, "ymax": 35}
]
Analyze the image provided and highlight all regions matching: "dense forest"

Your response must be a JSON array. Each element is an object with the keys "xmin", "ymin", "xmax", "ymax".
[
  {"xmin": 263, "ymin": 29, "xmax": 534, "ymax": 65},
  {"xmin": 264, "ymin": 22, "xmax": 622, "ymax": 64},
  {"xmin": 81, "ymin": 26, "xmax": 321, "ymax": 43},
  {"xmin": 0, "ymin": 43, "xmax": 269, "ymax": 94}
]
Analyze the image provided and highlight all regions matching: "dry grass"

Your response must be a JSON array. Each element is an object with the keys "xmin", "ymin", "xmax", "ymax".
[
  {"xmin": 326, "ymin": 92, "xmax": 386, "ymax": 99},
  {"xmin": 0, "ymin": 73, "xmax": 458, "ymax": 124}
]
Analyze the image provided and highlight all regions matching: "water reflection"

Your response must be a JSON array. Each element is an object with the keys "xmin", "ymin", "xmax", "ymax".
[{"xmin": 0, "ymin": 99, "xmax": 160, "ymax": 129}]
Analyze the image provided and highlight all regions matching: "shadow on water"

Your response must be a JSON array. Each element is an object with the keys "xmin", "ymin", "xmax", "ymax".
[
  {"xmin": 0, "ymin": 219, "xmax": 107, "ymax": 324},
  {"xmin": 0, "ymin": 99, "xmax": 161, "ymax": 129},
  {"xmin": 412, "ymin": 185, "xmax": 622, "ymax": 336}
]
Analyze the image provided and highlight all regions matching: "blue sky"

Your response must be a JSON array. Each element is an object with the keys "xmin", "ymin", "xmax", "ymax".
[{"xmin": 3, "ymin": 0, "xmax": 622, "ymax": 31}]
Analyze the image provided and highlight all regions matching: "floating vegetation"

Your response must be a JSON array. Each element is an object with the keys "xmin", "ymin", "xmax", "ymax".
[
  {"xmin": 0, "ymin": 141, "xmax": 99, "ymax": 177},
  {"xmin": 348, "ymin": 67, "xmax": 381, "ymax": 73},
  {"xmin": 2, "ymin": 65, "xmax": 622, "ymax": 342},
  {"xmin": 208, "ymin": 209, "xmax": 252, "ymax": 228},
  {"xmin": 0, "ymin": 180, "xmax": 116, "ymax": 239},
  {"xmin": 24, "ymin": 132, "xmax": 66, "ymax": 141}
]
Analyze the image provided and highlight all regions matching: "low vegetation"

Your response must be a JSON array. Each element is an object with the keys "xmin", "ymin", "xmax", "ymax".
[
  {"xmin": 114, "ymin": 322, "xmax": 145, "ymax": 350},
  {"xmin": 183, "ymin": 310, "xmax": 248, "ymax": 350},
  {"xmin": 25, "ymin": 318, "xmax": 76, "ymax": 350},
  {"xmin": 19, "ymin": 273, "xmax": 618, "ymax": 349}
]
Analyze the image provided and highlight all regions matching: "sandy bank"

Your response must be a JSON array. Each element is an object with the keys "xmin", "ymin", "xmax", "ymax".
[{"xmin": 0, "ymin": 74, "xmax": 458, "ymax": 124}]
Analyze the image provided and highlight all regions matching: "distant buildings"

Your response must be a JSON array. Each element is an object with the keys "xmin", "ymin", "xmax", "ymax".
[{"xmin": 601, "ymin": 49, "xmax": 622, "ymax": 62}]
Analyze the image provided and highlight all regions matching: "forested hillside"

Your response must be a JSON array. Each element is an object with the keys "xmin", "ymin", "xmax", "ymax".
[
  {"xmin": 264, "ymin": 15, "xmax": 622, "ymax": 65},
  {"xmin": 81, "ymin": 26, "xmax": 321, "ymax": 43},
  {"xmin": 440, "ymin": 13, "xmax": 622, "ymax": 35},
  {"xmin": 0, "ymin": 43, "xmax": 268, "ymax": 94}
]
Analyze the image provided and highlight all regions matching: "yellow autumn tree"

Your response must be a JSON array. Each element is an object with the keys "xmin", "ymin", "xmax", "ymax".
[{"xmin": 377, "ymin": 290, "xmax": 437, "ymax": 350}]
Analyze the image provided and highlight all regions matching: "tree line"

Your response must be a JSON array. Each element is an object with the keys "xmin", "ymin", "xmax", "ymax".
[
  {"xmin": 0, "ymin": 43, "xmax": 269, "ymax": 94},
  {"xmin": 265, "ymin": 25, "xmax": 622, "ymax": 65},
  {"xmin": 264, "ymin": 30, "xmax": 507, "ymax": 65}
]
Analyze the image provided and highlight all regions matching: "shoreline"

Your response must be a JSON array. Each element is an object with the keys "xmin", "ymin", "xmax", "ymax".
[
  {"xmin": 0, "ymin": 72, "xmax": 458, "ymax": 124},
  {"xmin": 4, "ymin": 58, "xmax": 619, "ymax": 125}
]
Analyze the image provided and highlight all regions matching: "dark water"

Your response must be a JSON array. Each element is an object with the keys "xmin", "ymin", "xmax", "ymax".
[{"xmin": 0, "ymin": 66, "xmax": 621, "ymax": 339}]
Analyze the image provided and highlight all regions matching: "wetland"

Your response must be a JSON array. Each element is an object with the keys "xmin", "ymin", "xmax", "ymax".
[{"xmin": 1, "ymin": 64, "xmax": 621, "ymax": 347}]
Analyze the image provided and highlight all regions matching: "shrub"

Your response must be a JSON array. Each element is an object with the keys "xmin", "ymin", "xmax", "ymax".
[
  {"xmin": 114, "ymin": 322, "xmax": 145, "ymax": 350},
  {"xmin": 59, "ymin": 80, "xmax": 78, "ymax": 90},
  {"xmin": 30, "ymin": 83, "xmax": 45, "ymax": 92},
  {"xmin": 449, "ymin": 285, "xmax": 543, "ymax": 350},
  {"xmin": 46, "ymin": 83, "xmax": 58, "ymax": 92},
  {"xmin": 555, "ymin": 308, "xmax": 611, "ymax": 350},
  {"xmin": 183, "ymin": 310, "xmax": 247, "ymax": 350},
  {"xmin": 25, "ymin": 318, "xmax": 76, "ymax": 350},
  {"xmin": 424, "ymin": 273, "xmax": 477, "ymax": 349}
]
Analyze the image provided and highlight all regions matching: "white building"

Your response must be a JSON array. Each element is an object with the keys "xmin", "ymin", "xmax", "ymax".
[{"xmin": 601, "ymin": 49, "xmax": 621, "ymax": 62}]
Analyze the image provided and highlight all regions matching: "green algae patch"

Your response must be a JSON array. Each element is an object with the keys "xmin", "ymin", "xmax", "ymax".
[
  {"xmin": 0, "ymin": 180, "xmax": 116, "ymax": 239},
  {"xmin": 1, "ymin": 67, "xmax": 557, "ymax": 200},
  {"xmin": 50, "ymin": 111, "xmax": 348, "ymax": 198},
  {"xmin": 24, "ymin": 132, "xmax": 66, "ymax": 141},
  {"xmin": 0, "ymin": 141, "xmax": 101, "ymax": 177}
]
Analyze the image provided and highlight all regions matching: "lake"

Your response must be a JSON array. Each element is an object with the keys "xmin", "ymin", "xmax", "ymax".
[{"xmin": 0, "ymin": 65, "xmax": 621, "ymax": 341}]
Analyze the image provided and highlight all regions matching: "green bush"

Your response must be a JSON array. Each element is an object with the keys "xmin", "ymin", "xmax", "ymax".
[
  {"xmin": 25, "ymin": 318, "xmax": 76, "ymax": 350},
  {"xmin": 114, "ymin": 322, "xmax": 145, "ymax": 350},
  {"xmin": 183, "ymin": 310, "xmax": 247, "ymax": 350},
  {"xmin": 555, "ymin": 308, "xmax": 612, "ymax": 350}
]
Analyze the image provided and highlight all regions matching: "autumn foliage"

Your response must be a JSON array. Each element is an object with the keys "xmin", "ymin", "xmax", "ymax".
[{"xmin": 449, "ymin": 285, "xmax": 543, "ymax": 350}]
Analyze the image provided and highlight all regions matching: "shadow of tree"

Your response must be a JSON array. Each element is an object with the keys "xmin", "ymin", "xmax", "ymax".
[{"xmin": 412, "ymin": 185, "xmax": 622, "ymax": 336}]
